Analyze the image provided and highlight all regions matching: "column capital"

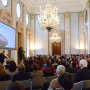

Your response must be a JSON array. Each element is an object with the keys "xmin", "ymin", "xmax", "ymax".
[{"xmin": 86, "ymin": 0, "xmax": 90, "ymax": 8}]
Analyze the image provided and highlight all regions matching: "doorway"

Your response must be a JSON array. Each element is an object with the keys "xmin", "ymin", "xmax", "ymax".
[{"xmin": 52, "ymin": 42, "xmax": 61, "ymax": 55}]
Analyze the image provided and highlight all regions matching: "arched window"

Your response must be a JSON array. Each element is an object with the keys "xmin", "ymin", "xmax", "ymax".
[{"xmin": 16, "ymin": 3, "xmax": 21, "ymax": 18}]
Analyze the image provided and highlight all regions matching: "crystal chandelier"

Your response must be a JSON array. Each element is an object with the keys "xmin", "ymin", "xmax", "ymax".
[
  {"xmin": 50, "ymin": 32, "xmax": 61, "ymax": 43},
  {"xmin": 38, "ymin": 0, "xmax": 60, "ymax": 31}
]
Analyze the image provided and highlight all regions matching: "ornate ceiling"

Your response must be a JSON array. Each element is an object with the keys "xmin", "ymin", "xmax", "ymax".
[{"xmin": 20, "ymin": 0, "xmax": 88, "ymax": 14}]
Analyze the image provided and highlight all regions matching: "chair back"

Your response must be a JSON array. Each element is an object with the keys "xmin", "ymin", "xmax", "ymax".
[
  {"xmin": 71, "ymin": 73, "xmax": 76, "ymax": 80},
  {"xmin": 32, "ymin": 77, "xmax": 47, "ymax": 89},
  {"xmin": 83, "ymin": 80, "xmax": 90, "ymax": 89},
  {"xmin": 55, "ymin": 88, "xmax": 64, "ymax": 90},
  {"xmin": 72, "ymin": 81, "xmax": 83, "ymax": 90},
  {"xmin": 0, "ymin": 80, "xmax": 11, "ymax": 90},
  {"xmin": 16, "ymin": 79, "xmax": 32, "ymax": 90},
  {"xmin": 47, "ymin": 76, "xmax": 57, "ymax": 83}
]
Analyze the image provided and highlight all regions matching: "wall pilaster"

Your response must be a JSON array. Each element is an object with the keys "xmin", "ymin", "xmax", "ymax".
[{"xmin": 65, "ymin": 13, "xmax": 71, "ymax": 54}]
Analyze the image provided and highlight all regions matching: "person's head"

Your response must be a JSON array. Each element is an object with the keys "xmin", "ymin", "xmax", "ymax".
[
  {"xmin": 79, "ymin": 59, "xmax": 87, "ymax": 69},
  {"xmin": 32, "ymin": 64, "xmax": 39, "ymax": 71},
  {"xmin": 2, "ymin": 50, "xmax": 5, "ymax": 54},
  {"xmin": 55, "ymin": 59, "xmax": 58, "ymax": 63},
  {"xmin": 45, "ymin": 59, "xmax": 51, "ymax": 67},
  {"xmin": 7, "ymin": 82, "xmax": 25, "ymax": 90},
  {"xmin": 70, "ymin": 61, "xmax": 76, "ymax": 68},
  {"xmin": 60, "ymin": 60, "xmax": 66, "ymax": 66},
  {"xmin": 18, "ymin": 63, "xmax": 25, "ymax": 72},
  {"xmin": 0, "ymin": 63, "xmax": 7, "ymax": 77},
  {"xmin": 56, "ymin": 65, "xmax": 65, "ymax": 77},
  {"xmin": 8, "ymin": 61, "xmax": 17, "ymax": 72},
  {"xmin": 58, "ymin": 72, "xmax": 74, "ymax": 90}
]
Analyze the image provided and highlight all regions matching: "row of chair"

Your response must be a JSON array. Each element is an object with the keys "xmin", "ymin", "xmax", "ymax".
[
  {"xmin": 55, "ymin": 80, "xmax": 90, "ymax": 90},
  {"xmin": 0, "ymin": 76, "xmax": 90, "ymax": 90},
  {"xmin": 0, "ymin": 76, "xmax": 57, "ymax": 90}
]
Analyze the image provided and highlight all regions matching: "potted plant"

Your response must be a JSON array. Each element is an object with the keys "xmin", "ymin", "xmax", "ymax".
[{"xmin": 18, "ymin": 47, "xmax": 25, "ymax": 63}]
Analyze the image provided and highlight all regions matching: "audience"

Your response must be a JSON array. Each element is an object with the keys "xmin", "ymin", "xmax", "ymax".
[
  {"xmin": 48, "ymin": 65, "xmax": 65, "ymax": 89},
  {"xmin": 58, "ymin": 72, "xmax": 74, "ymax": 90},
  {"xmin": 0, "ymin": 63, "xmax": 10, "ymax": 81},
  {"xmin": 0, "ymin": 54, "xmax": 90, "ymax": 90},
  {"xmin": 13, "ymin": 63, "xmax": 31, "ymax": 82}
]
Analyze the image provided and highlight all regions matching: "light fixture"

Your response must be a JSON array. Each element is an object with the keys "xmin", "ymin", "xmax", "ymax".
[
  {"xmin": 50, "ymin": 32, "xmax": 61, "ymax": 43},
  {"xmin": 38, "ymin": 0, "xmax": 60, "ymax": 31}
]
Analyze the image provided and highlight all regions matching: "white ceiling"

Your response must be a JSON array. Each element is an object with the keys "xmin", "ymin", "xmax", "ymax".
[{"xmin": 20, "ymin": 0, "xmax": 88, "ymax": 14}]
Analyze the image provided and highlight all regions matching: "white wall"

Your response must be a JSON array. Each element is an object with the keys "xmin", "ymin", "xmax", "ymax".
[
  {"xmin": 35, "ymin": 15, "xmax": 49, "ymax": 55},
  {"xmin": 42, "ymin": 31, "xmax": 48, "ymax": 55},
  {"xmin": 65, "ymin": 13, "xmax": 71, "ymax": 54},
  {"xmin": 59, "ymin": 14, "xmax": 65, "ymax": 30},
  {"xmin": 71, "ymin": 13, "xmax": 79, "ymax": 54},
  {"xmin": 35, "ymin": 15, "xmax": 43, "ymax": 55}
]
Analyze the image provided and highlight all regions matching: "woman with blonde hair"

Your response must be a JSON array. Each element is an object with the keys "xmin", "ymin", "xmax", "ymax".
[
  {"xmin": 0, "ymin": 63, "xmax": 10, "ymax": 81},
  {"xmin": 13, "ymin": 63, "xmax": 31, "ymax": 82}
]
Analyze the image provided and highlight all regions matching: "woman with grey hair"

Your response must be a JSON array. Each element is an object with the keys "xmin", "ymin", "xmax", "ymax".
[{"xmin": 48, "ymin": 65, "xmax": 66, "ymax": 89}]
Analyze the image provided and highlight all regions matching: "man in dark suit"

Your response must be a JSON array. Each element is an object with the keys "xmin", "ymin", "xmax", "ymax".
[{"xmin": 75, "ymin": 59, "xmax": 90, "ymax": 82}]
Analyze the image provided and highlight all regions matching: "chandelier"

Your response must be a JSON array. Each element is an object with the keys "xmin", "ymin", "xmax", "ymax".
[
  {"xmin": 50, "ymin": 32, "xmax": 61, "ymax": 43},
  {"xmin": 38, "ymin": 1, "xmax": 60, "ymax": 31}
]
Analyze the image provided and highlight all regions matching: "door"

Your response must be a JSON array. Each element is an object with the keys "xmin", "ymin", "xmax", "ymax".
[{"xmin": 52, "ymin": 42, "xmax": 61, "ymax": 55}]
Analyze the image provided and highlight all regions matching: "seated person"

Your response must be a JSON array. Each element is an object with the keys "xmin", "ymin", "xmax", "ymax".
[
  {"xmin": 52, "ymin": 59, "xmax": 59, "ymax": 69},
  {"xmin": 42, "ymin": 59, "xmax": 55, "ymax": 77},
  {"xmin": 0, "ymin": 63, "xmax": 10, "ymax": 81},
  {"xmin": 7, "ymin": 82, "xmax": 25, "ymax": 90},
  {"xmin": 70, "ymin": 61, "xmax": 78, "ymax": 73},
  {"xmin": 31, "ymin": 64, "xmax": 44, "ymax": 79},
  {"xmin": 13, "ymin": 63, "xmax": 31, "ymax": 82},
  {"xmin": 66, "ymin": 61, "xmax": 78, "ymax": 73},
  {"xmin": 48, "ymin": 65, "xmax": 65, "ymax": 89},
  {"xmin": 7, "ymin": 61, "xmax": 18, "ymax": 75},
  {"xmin": 75, "ymin": 59, "xmax": 90, "ymax": 82},
  {"xmin": 58, "ymin": 72, "xmax": 74, "ymax": 90}
]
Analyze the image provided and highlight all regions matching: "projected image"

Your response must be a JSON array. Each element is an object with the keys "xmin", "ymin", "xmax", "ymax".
[
  {"xmin": 0, "ymin": 22, "xmax": 16, "ymax": 49},
  {"xmin": 0, "ymin": 34, "xmax": 8, "ymax": 47}
]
